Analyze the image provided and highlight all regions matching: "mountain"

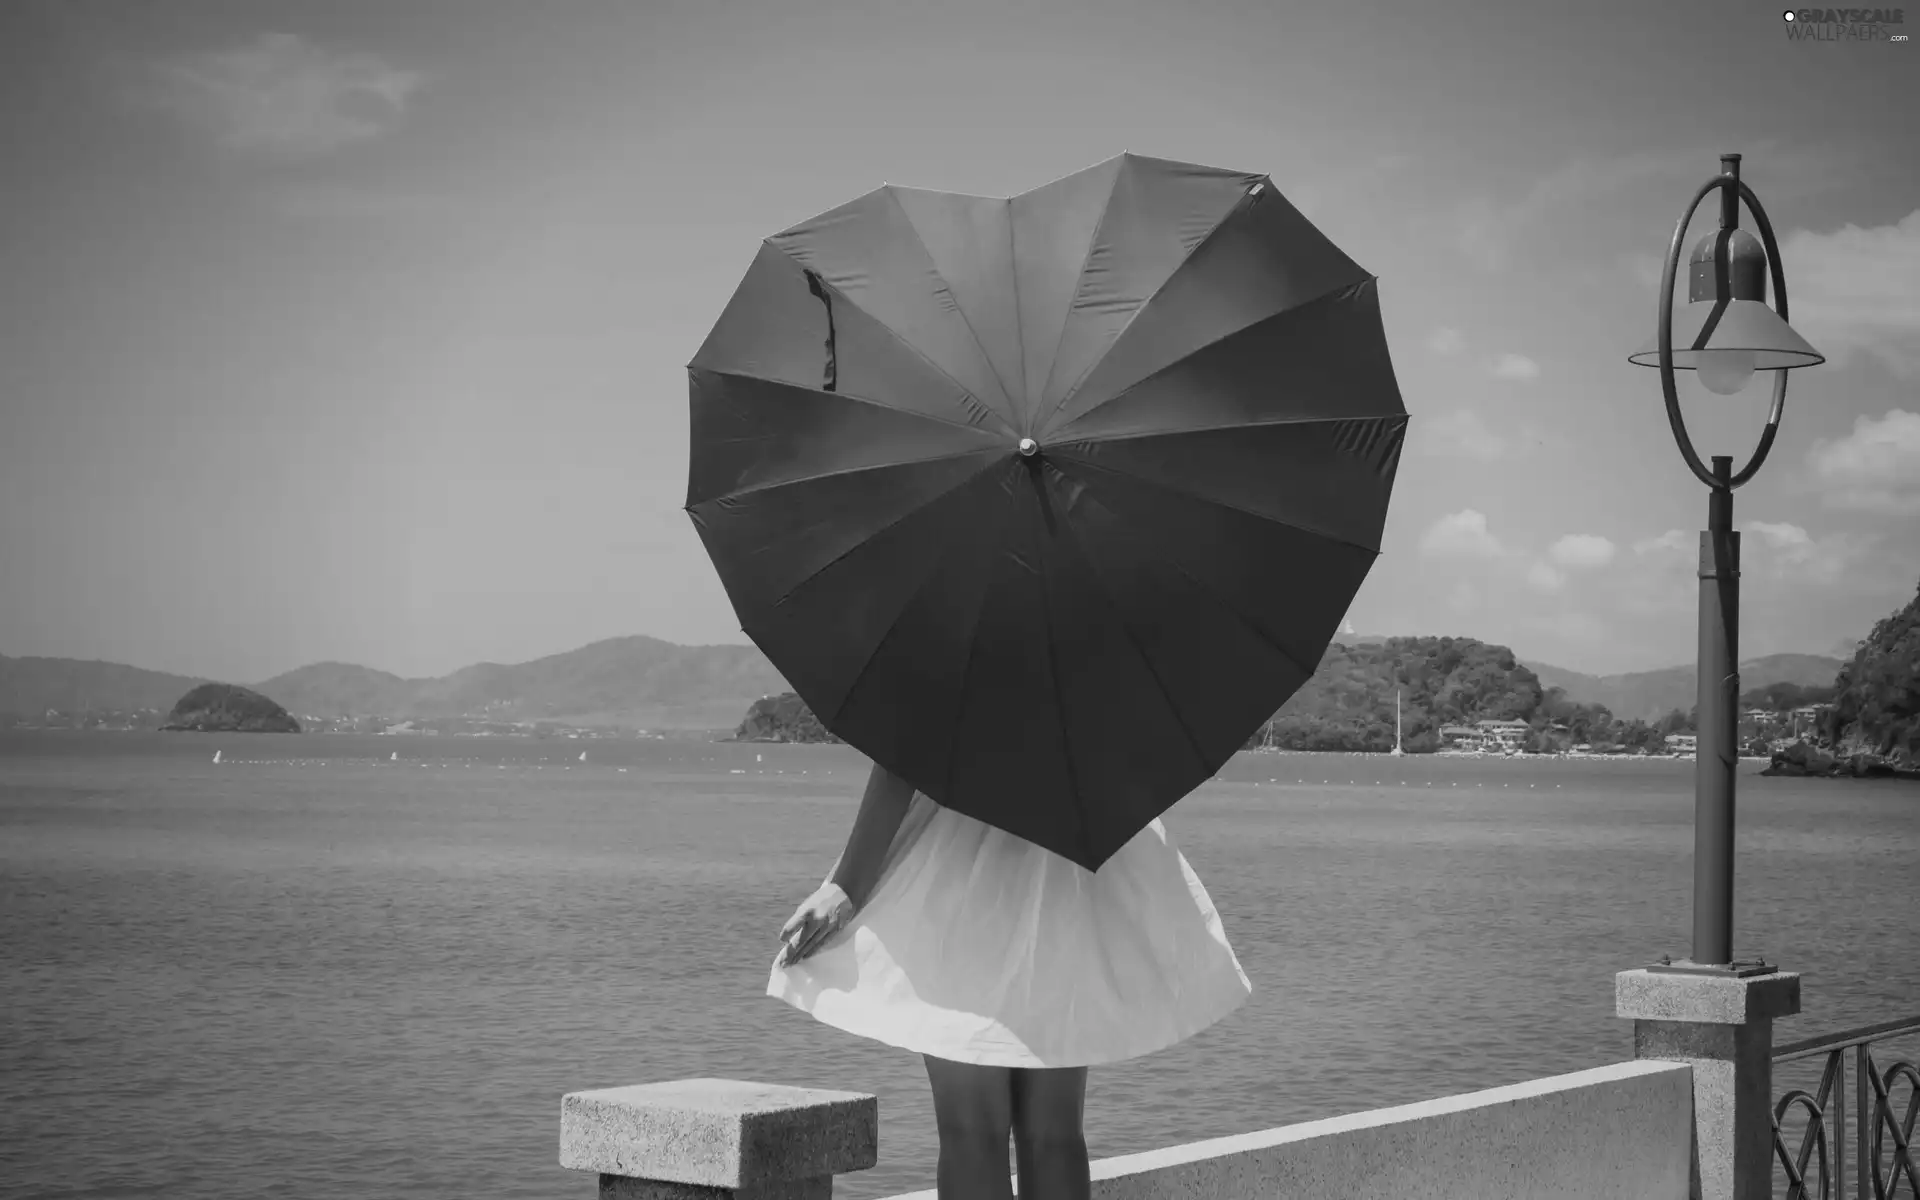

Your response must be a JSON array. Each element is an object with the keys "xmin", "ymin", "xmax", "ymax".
[
  {"xmin": 1517, "ymin": 653, "xmax": 1843, "ymax": 722},
  {"xmin": 256, "ymin": 636, "xmax": 788, "ymax": 730},
  {"xmin": 3, "ymin": 636, "xmax": 787, "ymax": 731},
  {"xmin": 252, "ymin": 662, "xmax": 415, "ymax": 717},
  {"xmin": 0, "ymin": 656, "xmax": 209, "ymax": 715}
]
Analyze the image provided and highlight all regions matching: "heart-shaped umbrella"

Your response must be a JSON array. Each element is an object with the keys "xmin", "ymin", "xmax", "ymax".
[{"xmin": 687, "ymin": 153, "xmax": 1407, "ymax": 871}]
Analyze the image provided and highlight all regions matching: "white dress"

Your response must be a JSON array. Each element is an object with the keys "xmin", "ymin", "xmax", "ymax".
[{"xmin": 767, "ymin": 793, "xmax": 1252, "ymax": 1068}]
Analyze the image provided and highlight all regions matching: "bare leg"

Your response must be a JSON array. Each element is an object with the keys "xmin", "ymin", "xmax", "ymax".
[
  {"xmin": 924, "ymin": 1055, "xmax": 1015, "ymax": 1200},
  {"xmin": 1010, "ymin": 1067, "xmax": 1090, "ymax": 1200}
]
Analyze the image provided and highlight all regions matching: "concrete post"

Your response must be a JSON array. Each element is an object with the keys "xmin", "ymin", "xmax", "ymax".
[
  {"xmin": 1617, "ymin": 969, "xmax": 1802, "ymax": 1200},
  {"xmin": 560, "ymin": 1079, "xmax": 878, "ymax": 1200}
]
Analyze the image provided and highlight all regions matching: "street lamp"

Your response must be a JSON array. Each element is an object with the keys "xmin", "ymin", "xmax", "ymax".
[{"xmin": 1628, "ymin": 153, "xmax": 1825, "ymax": 976}]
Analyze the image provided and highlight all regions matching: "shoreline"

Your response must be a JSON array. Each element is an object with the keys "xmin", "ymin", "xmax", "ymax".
[{"xmin": 1236, "ymin": 747, "xmax": 1768, "ymax": 762}]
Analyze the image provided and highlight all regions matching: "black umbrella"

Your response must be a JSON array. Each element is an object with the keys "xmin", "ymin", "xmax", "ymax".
[{"xmin": 687, "ymin": 153, "xmax": 1407, "ymax": 871}]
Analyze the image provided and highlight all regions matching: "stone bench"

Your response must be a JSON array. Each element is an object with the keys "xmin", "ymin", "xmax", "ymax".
[{"xmin": 559, "ymin": 1079, "xmax": 878, "ymax": 1200}]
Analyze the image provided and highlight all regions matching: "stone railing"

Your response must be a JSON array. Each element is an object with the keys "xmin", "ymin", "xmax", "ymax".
[
  {"xmin": 560, "ymin": 967, "xmax": 1819, "ymax": 1200},
  {"xmin": 560, "ymin": 1063, "xmax": 1689, "ymax": 1200}
]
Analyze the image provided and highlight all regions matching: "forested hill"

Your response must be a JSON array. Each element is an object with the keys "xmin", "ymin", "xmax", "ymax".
[
  {"xmin": 1262, "ymin": 636, "xmax": 1543, "ymax": 752},
  {"xmin": 1824, "ymin": 579, "xmax": 1920, "ymax": 766}
]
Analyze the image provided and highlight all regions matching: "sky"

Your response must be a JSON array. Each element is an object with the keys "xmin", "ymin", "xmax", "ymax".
[{"xmin": 1, "ymin": 0, "xmax": 1916, "ymax": 683}]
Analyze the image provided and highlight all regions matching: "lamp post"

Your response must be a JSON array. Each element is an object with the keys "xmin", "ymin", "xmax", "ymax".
[{"xmin": 1627, "ymin": 152, "xmax": 1825, "ymax": 976}]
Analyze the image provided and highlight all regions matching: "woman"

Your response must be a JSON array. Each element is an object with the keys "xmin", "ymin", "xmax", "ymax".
[{"xmin": 770, "ymin": 762, "xmax": 1251, "ymax": 1200}]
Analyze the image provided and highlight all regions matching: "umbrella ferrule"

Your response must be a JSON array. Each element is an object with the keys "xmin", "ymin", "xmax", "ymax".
[{"xmin": 1017, "ymin": 437, "xmax": 1039, "ymax": 457}]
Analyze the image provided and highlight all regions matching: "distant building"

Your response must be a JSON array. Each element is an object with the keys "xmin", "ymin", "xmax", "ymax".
[
  {"xmin": 1439, "ymin": 719, "xmax": 1530, "ymax": 752},
  {"xmin": 1476, "ymin": 719, "xmax": 1531, "ymax": 751},
  {"xmin": 1665, "ymin": 733, "xmax": 1697, "ymax": 753}
]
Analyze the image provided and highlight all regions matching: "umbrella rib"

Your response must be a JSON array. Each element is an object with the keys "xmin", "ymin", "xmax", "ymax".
[
  {"xmin": 1163, "ymin": 556, "xmax": 1320, "ymax": 685},
  {"xmin": 884, "ymin": 189, "xmax": 1023, "ymax": 419},
  {"xmin": 1007, "ymin": 201, "xmax": 1027, "ymax": 430},
  {"xmin": 1033, "ymin": 178, "xmax": 1246, "ymax": 436},
  {"xmin": 938, "ymin": 465, "xmax": 1023, "ymax": 802},
  {"xmin": 1057, "ymin": 455, "xmax": 1385, "ymax": 557},
  {"xmin": 699, "ymin": 369, "xmax": 1015, "ymax": 442},
  {"xmin": 1030, "ymin": 167, "xmax": 1127, "ymax": 431},
  {"xmin": 690, "ymin": 446, "xmax": 1004, "ymax": 509},
  {"xmin": 1055, "ymin": 411, "xmax": 1406, "ymax": 449},
  {"xmin": 766, "ymin": 452, "xmax": 1004, "ymax": 610},
  {"xmin": 765, "ymin": 245, "xmax": 1019, "ymax": 439},
  {"xmin": 818, "ymin": 522, "xmax": 953, "ymax": 731},
  {"xmin": 1055, "ymin": 503, "xmax": 1213, "ymax": 779},
  {"xmin": 1037, "ymin": 505, "xmax": 1095, "ymax": 869},
  {"xmin": 1043, "ymin": 276, "xmax": 1374, "ymax": 441}
]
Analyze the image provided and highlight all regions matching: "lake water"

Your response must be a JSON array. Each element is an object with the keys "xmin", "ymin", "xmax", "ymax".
[{"xmin": 2, "ymin": 731, "xmax": 1915, "ymax": 1200}]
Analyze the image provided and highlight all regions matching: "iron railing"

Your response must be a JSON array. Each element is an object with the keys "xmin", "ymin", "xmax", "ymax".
[{"xmin": 1774, "ymin": 1013, "xmax": 1920, "ymax": 1199}]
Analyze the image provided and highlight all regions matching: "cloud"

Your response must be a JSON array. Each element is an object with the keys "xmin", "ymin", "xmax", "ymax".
[
  {"xmin": 1632, "ymin": 529, "xmax": 1693, "ymax": 556},
  {"xmin": 1526, "ymin": 561, "xmax": 1567, "ymax": 593},
  {"xmin": 1421, "ymin": 409, "xmax": 1508, "ymax": 461},
  {"xmin": 153, "ymin": 33, "xmax": 422, "ymax": 155},
  {"xmin": 1338, "ymin": 617, "xmax": 1357, "ymax": 635},
  {"xmin": 1805, "ymin": 409, "xmax": 1920, "ymax": 515},
  {"xmin": 1742, "ymin": 521, "xmax": 1868, "ymax": 586},
  {"xmin": 1605, "ymin": 520, "xmax": 1871, "ymax": 626},
  {"xmin": 1613, "ymin": 530, "xmax": 1697, "ymax": 617},
  {"xmin": 1490, "ymin": 353, "xmax": 1541, "ymax": 381},
  {"xmin": 1426, "ymin": 327, "xmax": 1465, "ymax": 356},
  {"xmin": 1527, "ymin": 533, "xmax": 1620, "ymax": 599},
  {"xmin": 1420, "ymin": 509, "xmax": 1505, "ymax": 558},
  {"xmin": 1548, "ymin": 534, "xmax": 1618, "ymax": 569},
  {"xmin": 1776, "ymin": 211, "xmax": 1920, "ymax": 379},
  {"xmin": 1419, "ymin": 409, "xmax": 1563, "ymax": 461}
]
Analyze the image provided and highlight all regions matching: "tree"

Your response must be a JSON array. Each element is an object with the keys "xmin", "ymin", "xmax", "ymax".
[
  {"xmin": 1655, "ymin": 708, "xmax": 1692, "ymax": 737},
  {"xmin": 1824, "ymin": 579, "xmax": 1920, "ymax": 762}
]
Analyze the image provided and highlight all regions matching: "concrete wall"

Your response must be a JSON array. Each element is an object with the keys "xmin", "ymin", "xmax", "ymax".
[{"xmin": 883, "ymin": 1060, "xmax": 1693, "ymax": 1200}]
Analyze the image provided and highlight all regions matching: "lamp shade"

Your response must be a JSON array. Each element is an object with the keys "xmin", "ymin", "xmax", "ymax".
[
  {"xmin": 1629, "ymin": 226, "xmax": 1825, "ymax": 374},
  {"xmin": 1627, "ymin": 299, "xmax": 1826, "ymax": 372}
]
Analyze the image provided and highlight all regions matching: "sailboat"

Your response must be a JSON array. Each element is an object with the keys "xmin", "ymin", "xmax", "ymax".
[
  {"xmin": 1390, "ymin": 691, "xmax": 1404, "ymax": 757},
  {"xmin": 579, "ymin": 751, "xmax": 587, "ymax": 763},
  {"xmin": 211, "ymin": 750, "xmax": 222, "ymax": 764},
  {"xmin": 391, "ymin": 751, "xmax": 399, "ymax": 762}
]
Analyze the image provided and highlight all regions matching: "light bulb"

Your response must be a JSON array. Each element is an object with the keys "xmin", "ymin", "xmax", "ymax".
[{"xmin": 1696, "ymin": 350, "xmax": 1757, "ymax": 396}]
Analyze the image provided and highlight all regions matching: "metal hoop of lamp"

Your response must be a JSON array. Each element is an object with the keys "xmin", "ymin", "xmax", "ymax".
[{"xmin": 1626, "ymin": 152, "xmax": 1824, "ymax": 978}]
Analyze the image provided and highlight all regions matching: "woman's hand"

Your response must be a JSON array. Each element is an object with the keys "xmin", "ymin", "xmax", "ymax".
[{"xmin": 777, "ymin": 881, "xmax": 856, "ymax": 967}]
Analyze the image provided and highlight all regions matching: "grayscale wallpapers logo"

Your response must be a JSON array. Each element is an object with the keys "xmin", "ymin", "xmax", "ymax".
[{"xmin": 1783, "ymin": 7, "xmax": 1909, "ymax": 39}]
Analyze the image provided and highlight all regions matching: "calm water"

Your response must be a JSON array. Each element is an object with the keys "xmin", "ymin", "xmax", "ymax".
[{"xmin": 2, "ymin": 731, "xmax": 1915, "ymax": 1200}]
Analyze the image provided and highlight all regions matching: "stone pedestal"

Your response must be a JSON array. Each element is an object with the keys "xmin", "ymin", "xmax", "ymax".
[
  {"xmin": 1616, "ymin": 968, "xmax": 1801, "ymax": 1200},
  {"xmin": 560, "ymin": 1079, "xmax": 878, "ymax": 1199}
]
